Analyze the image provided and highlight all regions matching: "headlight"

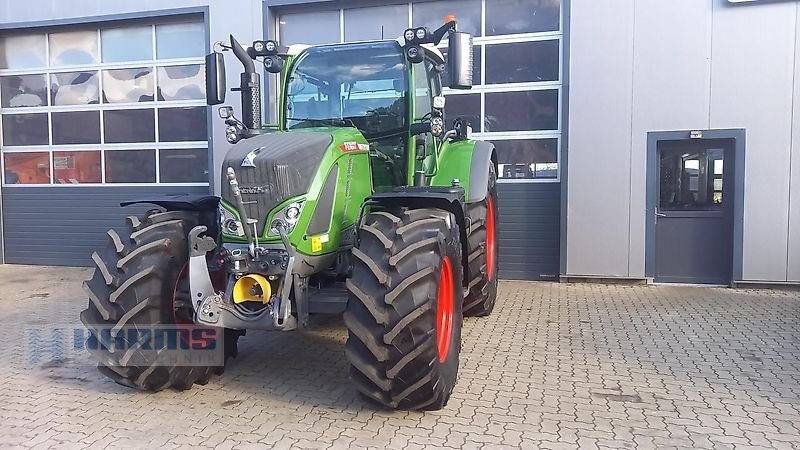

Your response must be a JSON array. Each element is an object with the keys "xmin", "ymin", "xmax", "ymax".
[
  {"xmin": 285, "ymin": 202, "xmax": 302, "ymax": 222},
  {"xmin": 431, "ymin": 116, "xmax": 444, "ymax": 136},
  {"xmin": 269, "ymin": 201, "xmax": 304, "ymax": 236},
  {"xmin": 226, "ymin": 125, "xmax": 240, "ymax": 144},
  {"xmin": 219, "ymin": 206, "xmax": 244, "ymax": 237}
]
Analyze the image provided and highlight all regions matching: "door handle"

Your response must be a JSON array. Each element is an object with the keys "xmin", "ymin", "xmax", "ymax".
[{"xmin": 655, "ymin": 212, "xmax": 667, "ymax": 218}]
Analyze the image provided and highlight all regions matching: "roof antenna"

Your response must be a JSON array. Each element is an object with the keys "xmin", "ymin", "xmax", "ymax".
[{"xmin": 381, "ymin": 26, "xmax": 384, "ymax": 40}]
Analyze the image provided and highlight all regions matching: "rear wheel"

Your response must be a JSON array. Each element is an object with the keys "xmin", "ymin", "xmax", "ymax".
[
  {"xmin": 345, "ymin": 208, "xmax": 464, "ymax": 410},
  {"xmin": 464, "ymin": 164, "xmax": 499, "ymax": 316},
  {"xmin": 80, "ymin": 209, "xmax": 238, "ymax": 391}
]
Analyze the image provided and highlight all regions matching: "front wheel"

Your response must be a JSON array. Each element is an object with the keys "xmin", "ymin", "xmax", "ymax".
[
  {"xmin": 80, "ymin": 210, "xmax": 238, "ymax": 391},
  {"xmin": 345, "ymin": 208, "xmax": 464, "ymax": 410}
]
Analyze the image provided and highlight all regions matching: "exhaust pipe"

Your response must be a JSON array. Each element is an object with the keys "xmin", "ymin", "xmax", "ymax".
[{"xmin": 230, "ymin": 35, "xmax": 262, "ymax": 130}]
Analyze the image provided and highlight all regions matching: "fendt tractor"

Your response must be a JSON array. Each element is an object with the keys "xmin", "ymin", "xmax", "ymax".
[{"xmin": 81, "ymin": 17, "xmax": 499, "ymax": 410}]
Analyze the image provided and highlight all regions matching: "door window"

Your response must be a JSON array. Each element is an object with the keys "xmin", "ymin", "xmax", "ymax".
[{"xmin": 659, "ymin": 147, "xmax": 725, "ymax": 211}]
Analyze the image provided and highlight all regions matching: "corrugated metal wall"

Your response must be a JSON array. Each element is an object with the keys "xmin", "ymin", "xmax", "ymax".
[
  {"xmin": 1, "ymin": 186, "xmax": 209, "ymax": 266},
  {"xmin": 1, "ymin": 184, "xmax": 562, "ymax": 275},
  {"xmin": 497, "ymin": 183, "xmax": 561, "ymax": 280}
]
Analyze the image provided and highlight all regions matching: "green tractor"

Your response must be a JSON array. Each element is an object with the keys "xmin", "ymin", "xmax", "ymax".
[{"xmin": 80, "ymin": 18, "xmax": 498, "ymax": 411}]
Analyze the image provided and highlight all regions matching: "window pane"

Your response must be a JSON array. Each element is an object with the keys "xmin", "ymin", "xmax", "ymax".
[
  {"xmin": 412, "ymin": 0, "xmax": 482, "ymax": 37},
  {"xmin": 444, "ymin": 93, "xmax": 481, "ymax": 131},
  {"xmin": 157, "ymin": 65, "xmax": 205, "ymax": 101},
  {"xmin": 52, "ymin": 111, "xmax": 100, "ymax": 145},
  {"xmin": 414, "ymin": 62, "xmax": 432, "ymax": 120},
  {"xmin": 49, "ymin": 30, "xmax": 99, "ymax": 66},
  {"xmin": 486, "ymin": 0, "xmax": 561, "ymax": 35},
  {"xmin": 344, "ymin": 5, "xmax": 409, "ymax": 42},
  {"xmin": 1, "ymin": 113, "xmax": 48, "ymax": 146},
  {"xmin": 105, "ymin": 150, "xmax": 156, "ymax": 183},
  {"xmin": 103, "ymin": 109, "xmax": 155, "ymax": 143},
  {"xmin": 50, "ymin": 71, "xmax": 99, "ymax": 105},
  {"xmin": 441, "ymin": 45, "xmax": 481, "ymax": 86},
  {"xmin": 101, "ymin": 26, "xmax": 153, "ymax": 62},
  {"xmin": 159, "ymin": 148, "xmax": 208, "ymax": 183},
  {"xmin": 4, "ymin": 152, "xmax": 50, "ymax": 184},
  {"xmin": 659, "ymin": 147, "xmax": 725, "ymax": 210},
  {"xmin": 0, "ymin": 34, "xmax": 46, "ymax": 69},
  {"xmin": 1, "ymin": 74, "xmax": 47, "ymax": 108},
  {"xmin": 485, "ymin": 90, "xmax": 558, "ymax": 132},
  {"xmin": 485, "ymin": 40, "xmax": 559, "ymax": 84},
  {"xmin": 156, "ymin": 22, "xmax": 205, "ymax": 59},
  {"xmin": 158, "ymin": 107, "xmax": 207, "ymax": 142},
  {"xmin": 493, "ymin": 139, "xmax": 558, "ymax": 179},
  {"xmin": 103, "ymin": 68, "xmax": 154, "ymax": 103},
  {"xmin": 53, "ymin": 151, "xmax": 101, "ymax": 184},
  {"xmin": 279, "ymin": 11, "xmax": 340, "ymax": 45}
]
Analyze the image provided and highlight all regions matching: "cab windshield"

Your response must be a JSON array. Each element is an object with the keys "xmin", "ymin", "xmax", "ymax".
[{"xmin": 285, "ymin": 41, "xmax": 408, "ymax": 137}]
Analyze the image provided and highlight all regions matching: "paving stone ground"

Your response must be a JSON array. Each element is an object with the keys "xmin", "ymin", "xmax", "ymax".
[{"xmin": 0, "ymin": 265, "xmax": 798, "ymax": 449}]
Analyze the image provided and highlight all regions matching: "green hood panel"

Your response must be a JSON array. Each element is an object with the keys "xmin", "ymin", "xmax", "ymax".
[
  {"xmin": 221, "ymin": 131, "xmax": 334, "ymax": 235},
  {"xmin": 221, "ymin": 128, "xmax": 373, "ymax": 257}
]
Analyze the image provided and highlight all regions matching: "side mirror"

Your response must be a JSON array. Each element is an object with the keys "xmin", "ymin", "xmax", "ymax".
[
  {"xmin": 447, "ymin": 32, "xmax": 473, "ymax": 90},
  {"xmin": 205, "ymin": 52, "xmax": 226, "ymax": 105}
]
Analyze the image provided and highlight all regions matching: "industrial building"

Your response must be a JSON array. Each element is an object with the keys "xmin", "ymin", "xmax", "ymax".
[{"xmin": 1, "ymin": 0, "xmax": 798, "ymax": 285}]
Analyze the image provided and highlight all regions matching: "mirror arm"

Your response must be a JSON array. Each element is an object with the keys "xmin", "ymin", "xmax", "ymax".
[
  {"xmin": 430, "ymin": 21, "xmax": 457, "ymax": 46},
  {"xmin": 409, "ymin": 122, "xmax": 432, "ymax": 136}
]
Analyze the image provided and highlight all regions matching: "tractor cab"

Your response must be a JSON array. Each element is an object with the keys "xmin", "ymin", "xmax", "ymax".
[
  {"xmin": 282, "ymin": 41, "xmax": 412, "ymax": 189},
  {"xmin": 205, "ymin": 19, "xmax": 473, "ymax": 191}
]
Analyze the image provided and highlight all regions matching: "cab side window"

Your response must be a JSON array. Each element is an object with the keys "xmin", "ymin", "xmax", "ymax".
[{"xmin": 414, "ymin": 60, "xmax": 435, "ymax": 120}]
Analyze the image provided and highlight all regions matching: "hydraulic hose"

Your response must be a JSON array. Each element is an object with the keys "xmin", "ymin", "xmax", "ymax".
[{"xmin": 226, "ymin": 167, "xmax": 256, "ymax": 255}]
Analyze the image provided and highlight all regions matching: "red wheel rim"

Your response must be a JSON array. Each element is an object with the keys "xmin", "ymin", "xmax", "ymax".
[
  {"xmin": 436, "ymin": 256, "xmax": 455, "ymax": 363},
  {"xmin": 486, "ymin": 196, "xmax": 497, "ymax": 281}
]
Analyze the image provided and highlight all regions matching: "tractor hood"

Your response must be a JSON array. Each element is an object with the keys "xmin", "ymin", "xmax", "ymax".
[{"xmin": 221, "ymin": 131, "xmax": 334, "ymax": 234}]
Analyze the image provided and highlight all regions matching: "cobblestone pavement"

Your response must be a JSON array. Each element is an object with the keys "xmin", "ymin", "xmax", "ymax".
[{"xmin": 0, "ymin": 265, "xmax": 798, "ymax": 449}]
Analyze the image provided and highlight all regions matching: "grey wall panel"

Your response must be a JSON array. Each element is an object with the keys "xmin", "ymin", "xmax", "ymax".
[
  {"xmin": 628, "ymin": 0, "xmax": 713, "ymax": 278},
  {"xmin": 709, "ymin": 0, "xmax": 797, "ymax": 281},
  {"xmin": 2, "ymin": 186, "xmax": 208, "ymax": 266},
  {"xmin": 565, "ymin": 0, "xmax": 635, "ymax": 277},
  {"xmin": 497, "ymin": 183, "xmax": 560, "ymax": 281},
  {"xmin": 789, "ymin": 2, "xmax": 800, "ymax": 283}
]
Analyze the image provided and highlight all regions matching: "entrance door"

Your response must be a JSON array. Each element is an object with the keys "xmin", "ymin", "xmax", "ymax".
[{"xmin": 654, "ymin": 138, "xmax": 735, "ymax": 284}]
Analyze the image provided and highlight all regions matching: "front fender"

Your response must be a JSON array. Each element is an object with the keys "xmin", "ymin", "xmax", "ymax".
[
  {"xmin": 430, "ymin": 139, "xmax": 497, "ymax": 203},
  {"xmin": 120, "ymin": 194, "xmax": 220, "ymax": 211}
]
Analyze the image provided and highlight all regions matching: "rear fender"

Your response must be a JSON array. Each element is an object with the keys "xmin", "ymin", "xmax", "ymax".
[
  {"xmin": 431, "ymin": 140, "xmax": 498, "ymax": 203},
  {"xmin": 364, "ymin": 187, "xmax": 469, "ymax": 287}
]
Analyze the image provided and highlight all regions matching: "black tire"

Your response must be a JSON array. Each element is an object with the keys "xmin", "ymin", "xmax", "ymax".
[
  {"xmin": 345, "ymin": 208, "xmax": 464, "ymax": 411},
  {"xmin": 464, "ymin": 163, "xmax": 499, "ymax": 317},
  {"xmin": 80, "ymin": 209, "xmax": 239, "ymax": 391}
]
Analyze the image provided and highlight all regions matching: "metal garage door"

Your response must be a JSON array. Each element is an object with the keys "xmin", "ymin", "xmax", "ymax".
[
  {"xmin": 271, "ymin": 0, "xmax": 565, "ymax": 280},
  {"xmin": 0, "ymin": 16, "xmax": 211, "ymax": 266}
]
